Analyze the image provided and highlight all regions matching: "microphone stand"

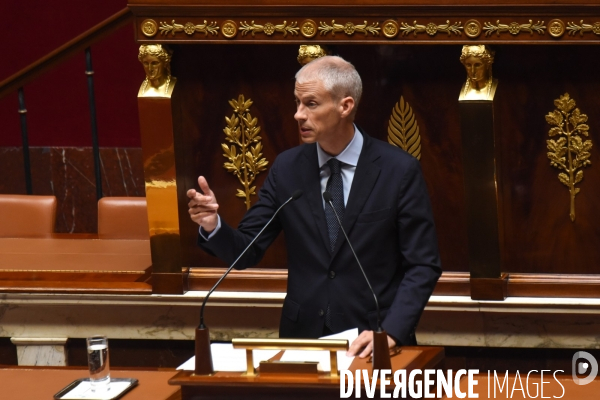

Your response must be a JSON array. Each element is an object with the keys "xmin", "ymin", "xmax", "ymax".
[
  {"xmin": 194, "ymin": 190, "xmax": 303, "ymax": 375},
  {"xmin": 323, "ymin": 192, "xmax": 392, "ymax": 371}
]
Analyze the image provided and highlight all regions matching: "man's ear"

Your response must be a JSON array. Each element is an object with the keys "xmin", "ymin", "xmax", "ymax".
[{"xmin": 339, "ymin": 96, "xmax": 355, "ymax": 119}]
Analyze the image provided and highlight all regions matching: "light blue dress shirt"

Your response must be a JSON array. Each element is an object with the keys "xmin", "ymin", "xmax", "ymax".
[{"xmin": 316, "ymin": 125, "xmax": 363, "ymax": 208}]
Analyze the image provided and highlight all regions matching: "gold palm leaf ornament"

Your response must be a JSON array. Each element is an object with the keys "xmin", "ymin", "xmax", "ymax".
[
  {"xmin": 545, "ymin": 93, "xmax": 592, "ymax": 222},
  {"xmin": 222, "ymin": 95, "xmax": 269, "ymax": 209},
  {"xmin": 387, "ymin": 96, "xmax": 422, "ymax": 160}
]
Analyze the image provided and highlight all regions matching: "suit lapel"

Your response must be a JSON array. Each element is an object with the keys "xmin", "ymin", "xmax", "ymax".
[
  {"xmin": 300, "ymin": 144, "xmax": 331, "ymax": 254},
  {"xmin": 331, "ymin": 132, "xmax": 381, "ymax": 259}
]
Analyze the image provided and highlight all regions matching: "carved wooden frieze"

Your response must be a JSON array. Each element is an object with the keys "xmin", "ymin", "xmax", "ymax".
[{"xmin": 136, "ymin": 17, "xmax": 600, "ymax": 43}]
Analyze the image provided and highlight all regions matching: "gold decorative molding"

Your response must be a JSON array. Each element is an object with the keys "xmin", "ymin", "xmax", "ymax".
[
  {"xmin": 141, "ymin": 19, "xmax": 158, "ymax": 37},
  {"xmin": 483, "ymin": 20, "xmax": 546, "ymax": 36},
  {"xmin": 300, "ymin": 20, "xmax": 318, "ymax": 38},
  {"xmin": 318, "ymin": 20, "xmax": 381, "ymax": 36},
  {"xmin": 387, "ymin": 96, "xmax": 421, "ymax": 160},
  {"xmin": 400, "ymin": 20, "xmax": 463, "ymax": 36},
  {"xmin": 239, "ymin": 21, "xmax": 299, "ymax": 37},
  {"xmin": 141, "ymin": 17, "xmax": 600, "ymax": 42},
  {"xmin": 464, "ymin": 19, "xmax": 482, "ymax": 38},
  {"xmin": 222, "ymin": 95, "xmax": 269, "ymax": 209},
  {"xmin": 548, "ymin": 19, "xmax": 566, "ymax": 37},
  {"xmin": 382, "ymin": 20, "xmax": 400, "ymax": 38},
  {"xmin": 567, "ymin": 21, "xmax": 600, "ymax": 36},
  {"xmin": 546, "ymin": 93, "xmax": 592, "ymax": 222},
  {"xmin": 159, "ymin": 20, "xmax": 219, "ymax": 36},
  {"xmin": 221, "ymin": 20, "xmax": 238, "ymax": 38}
]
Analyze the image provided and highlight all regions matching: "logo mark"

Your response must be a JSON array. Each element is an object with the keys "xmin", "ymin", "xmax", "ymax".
[{"xmin": 572, "ymin": 351, "xmax": 598, "ymax": 385}]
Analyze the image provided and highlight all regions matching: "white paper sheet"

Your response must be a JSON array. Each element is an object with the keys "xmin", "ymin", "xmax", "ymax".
[
  {"xmin": 177, "ymin": 343, "xmax": 280, "ymax": 372},
  {"xmin": 59, "ymin": 381, "xmax": 131, "ymax": 400},
  {"xmin": 279, "ymin": 328, "xmax": 358, "ymax": 372}
]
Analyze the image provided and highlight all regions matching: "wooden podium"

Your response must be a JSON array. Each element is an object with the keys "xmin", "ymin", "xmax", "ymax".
[{"xmin": 169, "ymin": 346, "xmax": 444, "ymax": 400}]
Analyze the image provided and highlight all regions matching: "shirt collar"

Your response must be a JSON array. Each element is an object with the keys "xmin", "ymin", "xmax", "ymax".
[{"xmin": 317, "ymin": 125, "xmax": 363, "ymax": 168}]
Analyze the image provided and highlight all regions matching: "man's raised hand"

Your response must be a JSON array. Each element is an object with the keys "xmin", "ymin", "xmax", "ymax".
[{"xmin": 187, "ymin": 176, "xmax": 219, "ymax": 233}]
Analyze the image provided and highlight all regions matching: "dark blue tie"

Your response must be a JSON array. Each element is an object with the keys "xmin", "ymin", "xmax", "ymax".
[{"xmin": 325, "ymin": 158, "xmax": 345, "ymax": 252}]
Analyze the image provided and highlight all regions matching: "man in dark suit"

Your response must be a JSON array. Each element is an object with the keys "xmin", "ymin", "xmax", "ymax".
[{"xmin": 187, "ymin": 55, "xmax": 441, "ymax": 358}]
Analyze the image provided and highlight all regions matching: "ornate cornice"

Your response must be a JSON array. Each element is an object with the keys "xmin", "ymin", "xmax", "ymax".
[{"xmin": 135, "ymin": 16, "xmax": 600, "ymax": 43}]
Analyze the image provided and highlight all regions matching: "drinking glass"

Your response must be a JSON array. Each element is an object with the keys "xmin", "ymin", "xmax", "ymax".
[{"xmin": 86, "ymin": 335, "xmax": 110, "ymax": 393}]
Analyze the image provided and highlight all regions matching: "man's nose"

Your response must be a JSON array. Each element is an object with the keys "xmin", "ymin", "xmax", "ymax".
[{"xmin": 294, "ymin": 105, "xmax": 306, "ymax": 121}]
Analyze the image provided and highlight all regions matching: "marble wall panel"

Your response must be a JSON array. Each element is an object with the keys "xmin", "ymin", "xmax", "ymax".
[{"xmin": 0, "ymin": 147, "xmax": 144, "ymax": 233}]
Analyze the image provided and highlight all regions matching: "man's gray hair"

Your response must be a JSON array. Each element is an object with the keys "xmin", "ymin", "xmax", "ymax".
[{"xmin": 295, "ymin": 56, "xmax": 363, "ymax": 110}]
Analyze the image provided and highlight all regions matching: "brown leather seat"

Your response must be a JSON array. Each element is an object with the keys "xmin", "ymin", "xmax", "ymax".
[
  {"xmin": 98, "ymin": 197, "xmax": 150, "ymax": 239},
  {"xmin": 0, "ymin": 194, "xmax": 57, "ymax": 237}
]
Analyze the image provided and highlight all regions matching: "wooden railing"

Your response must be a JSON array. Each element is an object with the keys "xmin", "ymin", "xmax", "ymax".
[
  {"xmin": 0, "ymin": 8, "xmax": 133, "ymax": 99},
  {"xmin": 0, "ymin": 8, "xmax": 133, "ymax": 197}
]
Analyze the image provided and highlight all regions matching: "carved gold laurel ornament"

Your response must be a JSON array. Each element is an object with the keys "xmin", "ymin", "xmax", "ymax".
[
  {"xmin": 239, "ymin": 21, "xmax": 299, "ymax": 37},
  {"xmin": 222, "ymin": 95, "xmax": 269, "ymax": 209},
  {"xmin": 318, "ymin": 20, "xmax": 381, "ymax": 36},
  {"xmin": 545, "ymin": 93, "xmax": 592, "ymax": 222},
  {"xmin": 159, "ymin": 20, "xmax": 219, "ymax": 36},
  {"xmin": 567, "ymin": 21, "xmax": 600, "ymax": 36},
  {"xmin": 387, "ymin": 96, "xmax": 421, "ymax": 160},
  {"xmin": 483, "ymin": 20, "xmax": 546, "ymax": 36},
  {"xmin": 400, "ymin": 21, "xmax": 463, "ymax": 36}
]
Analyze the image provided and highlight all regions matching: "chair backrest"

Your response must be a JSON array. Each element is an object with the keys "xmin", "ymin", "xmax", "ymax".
[
  {"xmin": 0, "ymin": 194, "xmax": 57, "ymax": 237},
  {"xmin": 98, "ymin": 197, "xmax": 150, "ymax": 239}
]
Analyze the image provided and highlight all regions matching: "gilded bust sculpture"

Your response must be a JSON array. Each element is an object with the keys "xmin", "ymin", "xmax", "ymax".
[
  {"xmin": 138, "ymin": 44, "xmax": 177, "ymax": 98},
  {"xmin": 459, "ymin": 45, "xmax": 497, "ymax": 101}
]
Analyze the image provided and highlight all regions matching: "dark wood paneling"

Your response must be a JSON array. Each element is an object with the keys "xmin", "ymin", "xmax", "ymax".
[
  {"xmin": 174, "ymin": 44, "xmax": 306, "ymax": 270},
  {"xmin": 174, "ymin": 44, "xmax": 469, "ymax": 272},
  {"xmin": 460, "ymin": 101, "xmax": 503, "ymax": 279},
  {"xmin": 494, "ymin": 46, "xmax": 600, "ymax": 274}
]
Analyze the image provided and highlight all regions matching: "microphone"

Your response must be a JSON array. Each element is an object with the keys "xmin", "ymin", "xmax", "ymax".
[
  {"xmin": 323, "ymin": 191, "xmax": 392, "ymax": 370},
  {"xmin": 195, "ymin": 189, "xmax": 303, "ymax": 375}
]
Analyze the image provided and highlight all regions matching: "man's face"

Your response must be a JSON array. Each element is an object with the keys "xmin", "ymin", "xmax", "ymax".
[
  {"xmin": 141, "ymin": 55, "xmax": 164, "ymax": 80},
  {"xmin": 463, "ymin": 56, "xmax": 487, "ymax": 83},
  {"xmin": 294, "ymin": 79, "xmax": 343, "ymax": 147}
]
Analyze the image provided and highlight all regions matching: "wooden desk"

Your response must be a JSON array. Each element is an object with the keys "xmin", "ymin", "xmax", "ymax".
[
  {"xmin": 0, "ymin": 235, "xmax": 152, "ymax": 294},
  {"xmin": 0, "ymin": 367, "xmax": 180, "ymax": 400},
  {"xmin": 169, "ymin": 346, "xmax": 444, "ymax": 400}
]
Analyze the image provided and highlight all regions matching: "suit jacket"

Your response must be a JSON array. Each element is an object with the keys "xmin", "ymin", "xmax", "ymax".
[{"xmin": 199, "ymin": 131, "xmax": 441, "ymax": 345}]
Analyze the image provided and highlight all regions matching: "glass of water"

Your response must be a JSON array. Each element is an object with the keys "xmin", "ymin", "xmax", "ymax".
[{"xmin": 86, "ymin": 335, "xmax": 110, "ymax": 393}]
